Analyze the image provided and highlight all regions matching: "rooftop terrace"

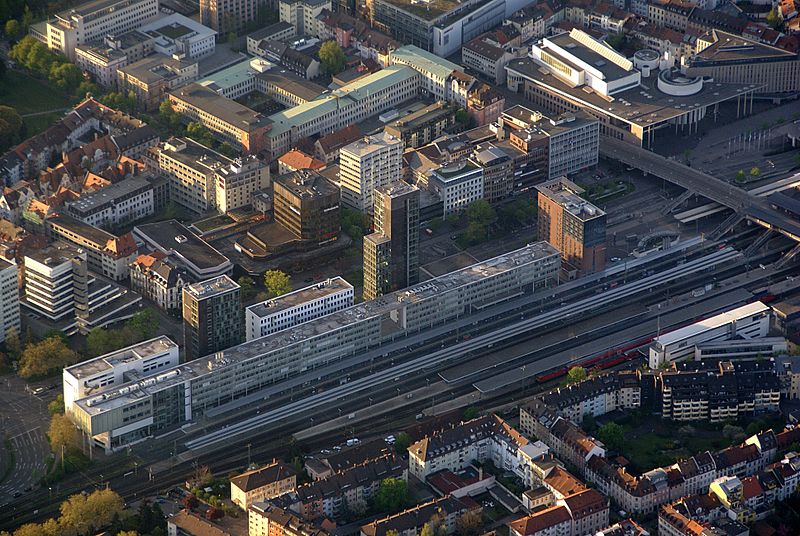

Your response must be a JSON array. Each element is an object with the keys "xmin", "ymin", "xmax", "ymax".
[
  {"xmin": 65, "ymin": 336, "xmax": 178, "ymax": 379},
  {"xmin": 247, "ymin": 277, "xmax": 353, "ymax": 318}
]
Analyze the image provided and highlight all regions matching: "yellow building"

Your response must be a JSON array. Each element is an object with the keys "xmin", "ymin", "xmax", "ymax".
[{"xmin": 230, "ymin": 460, "xmax": 297, "ymax": 510}]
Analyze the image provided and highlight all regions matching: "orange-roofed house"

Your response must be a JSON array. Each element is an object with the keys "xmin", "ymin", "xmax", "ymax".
[
  {"xmin": 278, "ymin": 149, "xmax": 327, "ymax": 175},
  {"xmin": 508, "ymin": 505, "xmax": 572, "ymax": 536}
]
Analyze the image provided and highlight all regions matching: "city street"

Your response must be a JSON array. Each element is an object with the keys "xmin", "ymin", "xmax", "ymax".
[{"xmin": 0, "ymin": 376, "xmax": 52, "ymax": 507}]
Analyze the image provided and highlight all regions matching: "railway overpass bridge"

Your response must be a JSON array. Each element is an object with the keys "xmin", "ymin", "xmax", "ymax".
[{"xmin": 600, "ymin": 138, "xmax": 800, "ymax": 244}]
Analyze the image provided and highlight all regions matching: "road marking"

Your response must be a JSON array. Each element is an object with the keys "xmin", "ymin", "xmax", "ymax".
[{"xmin": 9, "ymin": 427, "xmax": 40, "ymax": 441}]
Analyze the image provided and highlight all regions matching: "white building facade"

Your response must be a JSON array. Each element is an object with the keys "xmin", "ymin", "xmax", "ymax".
[
  {"xmin": 339, "ymin": 132, "xmax": 404, "ymax": 214},
  {"xmin": 0, "ymin": 260, "xmax": 20, "ymax": 344}
]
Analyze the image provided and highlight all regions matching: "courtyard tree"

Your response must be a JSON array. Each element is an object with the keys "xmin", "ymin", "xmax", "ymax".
[
  {"xmin": 597, "ymin": 422, "xmax": 624, "ymax": 452},
  {"xmin": 0, "ymin": 105, "xmax": 25, "ymax": 152},
  {"xmin": 264, "ymin": 269, "xmax": 292, "ymax": 297},
  {"xmin": 373, "ymin": 477, "xmax": 408, "ymax": 514},
  {"xmin": 18, "ymin": 336, "xmax": 78, "ymax": 378},
  {"xmin": 319, "ymin": 40, "xmax": 346, "ymax": 75},
  {"xmin": 566, "ymin": 366, "xmax": 587, "ymax": 385},
  {"xmin": 456, "ymin": 510, "xmax": 483, "ymax": 536}
]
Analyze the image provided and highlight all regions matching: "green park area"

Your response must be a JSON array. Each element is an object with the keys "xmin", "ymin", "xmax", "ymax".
[{"xmin": 0, "ymin": 70, "xmax": 74, "ymax": 136}]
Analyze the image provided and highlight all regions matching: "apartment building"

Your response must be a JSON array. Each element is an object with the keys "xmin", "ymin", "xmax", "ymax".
[
  {"xmin": 65, "ymin": 177, "xmax": 154, "ymax": 229},
  {"xmin": 339, "ymin": 132, "xmax": 404, "ymax": 214},
  {"xmin": 118, "ymin": 55, "xmax": 199, "ymax": 112},
  {"xmin": 363, "ymin": 182, "xmax": 420, "ymax": 300},
  {"xmin": 462, "ymin": 35, "xmax": 515, "ymax": 85},
  {"xmin": 45, "ymin": 0, "xmax": 159, "ymax": 60},
  {"xmin": 152, "ymin": 137, "xmax": 269, "ymax": 214},
  {"xmin": 273, "ymin": 170, "xmax": 340, "ymax": 245},
  {"xmin": 648, "ymin": 0, "xmax": 695, "ymax": 31},
  {"xmin": 279, "ymin": 0, "xmax": 331, "ymax": 34},
  {"xmin": 428, "ymin": 161, "xmax": 484, "ymax": 217},
  {"xmin": 75, "ymin": 45, "xmax": 129, "ymax": 88},
  {"xmin": 388, "ymin": 45, "xmax": 463, "ymax": 102},
  {"xmin": 470, "ymin": 145, "xmax": 514, "ymax": 204},
  {"xmin": 249, "ymin": 504, "xmax": 329, "ymax": 536},
  {"xmin": 361, "ymin": 496, "xmax": 480, "ymax": 536},
  {"xmin": 509, "ymin": 489, "xmax": 609, "ymax": 536},
  {"xmin": 0, "ymin": 259, "xmax": 20, "ymax": 343},
  {"xmin": 48, "ymin": 216, "xmax": 138, "ymax": 281},
  {"xmin": 62, "ymin": 336, "xmax": 180, "ymax": 414},
  {"xmin": 231, "ymin": 460, "xmax": 297, "ymax": 510},
  {"xmin": 138, "ymin": 14, "xmax": 217, "ymax": 59},
  {"xmin": 649, "ymin": 302, "xmax": 771, "ymax": 368},
  {"xmin": 245, "ymin": 277, "xmax": 354, "ymax": 341},
  {"xmin": 536, "ymin": 177, "xmax": 606, "ymax": 276},
  {"xmin": 182, "ymin": 275, "xmax": 243, "ymax": 361},
  {"xmin": 246, "ymin": 22, "xmax": 296, "ymax": 55},
  {"xmin": 200, "ymin": 0, "xmax": 259, "ymax": 34},
  {"xmin": 133, "ymin": 220, "xmax": 233, "ymax": 281},
  {"xmin": 169, "ymin": 84, "xmax": 271, "ymax": 154},
  {"xmin": 275, "ymin": 454, "xmax": 406, "ymax": 520},
  {"xmin": 384, "ymin": 102, "xmax": 456, "ymax": 149},
  {"xmin": 67, "ymin": 243, "xmax": 559, "ymax": 451},
  {"xmin": 537, "ymin": 371, "xmax": 641, "ymax": 423},
  {"xmin": 129, "ymin": 252, "xmax": 189, "ymax": 311}
]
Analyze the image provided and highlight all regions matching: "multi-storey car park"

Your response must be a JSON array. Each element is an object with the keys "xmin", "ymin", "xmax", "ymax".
[{"xmin": 65, "ymin": 242, "xmax": 560, "ymax": 452}]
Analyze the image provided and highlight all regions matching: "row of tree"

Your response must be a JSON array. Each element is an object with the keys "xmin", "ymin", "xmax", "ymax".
[
  {"xmin": 86, "ymin": 310, "xmax": 159, "ymax": 358},
  {"xmin": 157, "ymin": 100, "xmax": 238, "ymax": 158},
  {"xmin": 10, "ymin": 36, "xmax": 88, "ymax": 96}
]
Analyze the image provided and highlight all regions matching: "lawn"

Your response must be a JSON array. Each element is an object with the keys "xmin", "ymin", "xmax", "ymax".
[{"xmin": 0, "ymin": 70, "xmax": 75, "ymax": 135}]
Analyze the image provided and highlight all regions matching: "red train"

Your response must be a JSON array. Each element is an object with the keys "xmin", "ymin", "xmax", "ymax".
[{"xmin": 535, "ymin": 336, "xmax": 653, "ymax": 383}]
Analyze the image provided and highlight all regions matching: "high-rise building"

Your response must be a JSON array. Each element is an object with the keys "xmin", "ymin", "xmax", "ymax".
[
  {"xmin": 536, "ymin": 177, "xmax": 606, "ymax": 276},
  {"xmin": 22, "ymin": 242, "xmax": 89, "ymax": 324},
  {"xmin": 182, "ymin": 275, "xmax": 243, "ymax": 360},
  {"xmin": 200, "ymin": 0, "xmax": 259, "ymax": 35},
  {"xmin": 339, "ymin": 132, "xmax": 403, "ymax": 214},
  {"xmin": 363, "ymin": 182, "xmax": 420, "ymax": 300},
  {"xmin": 273, "ymin": 170, "xmax": 340, "ymax": 245},
  {"xmin": 279, "ymin": 0, "xmax": 331, "ymax": 34},
  {"xmin": 0, "ymin": 259, "xmax": 20, "ymax": 343}
]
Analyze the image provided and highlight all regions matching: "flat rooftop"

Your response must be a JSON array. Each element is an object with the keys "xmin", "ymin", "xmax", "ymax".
[
  {"xmin": 24, "ymin": 241, "xmax": 82, "ymax": 266},
  {"xmin": 58, "ymin": 0, "xmax": 147, "ymax": 18},
  {"xmin": 247, "ymin": 277, "xmax": 353, "ymax": 318},
  {"xmin": 133, "ymin": 220, "xmax": 230, "ymax": 271},
  {"xmin": 536, "ymin": 177, "xmax": 605, "ymax": 221},
  {"xmin": 378, "ymin": 0, "xmax": 465, "ymax": 20},
  {"xmin": 340, "ymin": 131, "xmax": 402, "ymax": 158},
  {"xmin": 74, "ymin": 241, "xmax": 559, "ymax": 414},
  {"xmin": 67, "ymin": 178, "xmax": 151, "ymax": 215},
  {"xmin": 275, "ymin": 169, "xmax": 339, "ymax": 199},
  {"xmin": 248, "ymin": 21, "xmax": 294, "ymax": 41},
  {"xmin": 654, "ymin": 301, "xmax": 770, "ymax": 347},
  {"xmin": 171, "ymin": 83, "xmax": 270, "ymax": 130},
  {"xmin": 119, "ymin": 54, "xmax": 194, "ymax": 84},
  {"xmin": 546, "ymin": 32, "xmax": 632, "ymax": 81},
  {"xmin": 506, "ymin": 57, "xmax": 762, "ymax": 129},
  {"xmin": 691, "ymin": 31, "xmax": 797, "ymax": 64},
  {"xmin": 390, "ymin": 45, "xmax": 461, "ymax": 79},
  {"xmin": 65, "ymin": 336, "xmax": 178, "ymax": 379},
  {"xmin": 198, "ymin": 58, "xmax": 264, "ymax": 93},
  {"xmin": 184, "ymin": 275, "xmax": 239, "ymax": 299},
  {"xmin": 160, "ymin": 137, "xmax": 231, "ymax": 174},
  {"xmin": 256, "ymin": 70, "xmax": 326, "ymax": 102},
  {"xmin": 49, "ymin": 215, "xmax": 117, "ymax": 248}
]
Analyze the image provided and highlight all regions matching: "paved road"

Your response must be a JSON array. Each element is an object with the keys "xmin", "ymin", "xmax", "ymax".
[{"xmin": 0, "ymin": 377, "xmax": 51, "ymax": 507}]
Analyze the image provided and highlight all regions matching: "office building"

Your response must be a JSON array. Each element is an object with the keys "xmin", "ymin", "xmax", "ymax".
[
  {"xmin": 152, "ymin": 137, "xmax": 269, "ymax": 214},
  {"xmin": 501, "ymin": 107, "xmax": 600, "ymax": 181},
  {"xmin": 506, "ymin": 29, "xmax": 762, "ymax": 148},
  {"xmin": 246, "ymin": 277, "xmax": 353, "ymax": 341},
  {"xmin": 138, "ymin": 14, "xmax": 217, "ymax": 59},
  {"xmin": 266, "ymin": 66, "xmax": 419, "ymax": 161},
  {"xmin": 75, "ymin": 45, "xmax": 129, "ymax": 88},
  {"xmin": 117, "ymin": 55, "xmax": 199, "ymax": 112},
  {"xmin": 169, "ymin": 84, "xmax": 271, "ymax": 154},
  {"xmin": 44, "ymin": 0, "xmax": 159, "ymax": 60},
  {"xmin": 685, "ymin": 30, "xmax": 800, "ymax": 97},
  {"xmin": 273, "ymin": 170, "xmax": 340, "ymax": 245},
  {"xmin": 279, "ymin": 0, "xmax": 331, "ymax": 34},
  {"xmin": 247, "ymin": 22, "xmax": 296, "ymax": 55},
  {"xmin": 68, "ymin": 242, "xmax": 559, "ymax": 452},
  {"xmin": 129, "ymin": 252, "xmax": 189, "ymax": 311},
  {"xmin": 21, "ymin": 241, "xmax": 141, "ymax": 335},
  {"xmin": 48, "ymin": 216, "xmax": 139, "ymax": 281},
  {"xmin": 388, "ymin": 45, "xmax": 464, "ymax": 101},
  {"xmin": 536, "ymin": 178, "xmax": 606, "ymax": 276},
  {"xmin": 462, "ymin": 34, "xmax": 514, "ymax": 85},
  {"xmin": 470, "ymin": 145, "xmax": 514, "ymax": 204},
  {"xmin": 384, "ymin": 102, "xmax": 456, "ymax": 149},
  {"xmin": 0, "ymin": 259, "xmax": 20, "ymax": 343},
  {"xmin": 65, "ymin": 177, "xmax": 155, "ymax": 229},
  {"xmin": 133, "ymin": 220, "xmax": 233, "ymax": 281},
  {"xmin": 649, "ymin": 302, "xmax": 772, "ymax": 369},
  {"xmin": 63, "ymin": 336, "xmax": 180, "ymax": 415},
  {"xmin": 200, "ymin": 0, "xmax": 259, "ymax": 34},
  {"xmin": 182, "ymin": 275, "xmax": 243, "ymax": 361},
  {"xmin": 363, "ymin": 182, "xmax": 420, "ymax": 300},
  {"xmin": 428, "ymin": 161, "xmax": 484, "ymax": 217},
  {"xmin": 339, "ymin": 132, "xmax": 403, "ymax": 214},
  {"xmin": 372, "ymin": 0, "xmax": 529, "ymax": 57},
  {"xmin": 231, "ymin": 461, "xmax": 298, "ymax": 510}
]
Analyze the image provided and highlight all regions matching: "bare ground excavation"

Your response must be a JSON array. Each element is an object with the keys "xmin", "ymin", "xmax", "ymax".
[{"xmin": 594, "ymin": 410, "xmax": 786, "ymax": 473}]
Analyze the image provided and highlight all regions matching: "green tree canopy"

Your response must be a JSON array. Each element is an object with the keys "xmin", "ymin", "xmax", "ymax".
[
  {"xmin": 48, "ymin": 413, "xmax": 80, "ymax": 456},
  {"xmin": 566, "ymin": 366, "xmax": 587, "ymax": 385},
  {"xmin": 766, "ymin": 7, "xmax": 782, "ymax": 29},
  {"xmin": 186, "ymin": 122, "xmax": 214, "ymax": 147},
  {"xmin": 319, "ymin": 40, "xmax": 346, "ymax": 75},
  {"xmin": 596, "ymin": 422, "xmax": 624, "ymax": 452},
  {"xmin": 264, "ymin": 269, "xmax": 292, "ymax": 297},
  {"xmin": 19, "ymin": 337, "xmax": 78, "ymax": 378},
  {"xmin": 373, "ymin": 478, "xmax": 408, "ymax": 514},
  {"xmin": 238, "ymin": 276, "xmax": 256, "ymax": 300},
  {"xmin": 393, "ymin": 432, "xmax": 411, "ymax": 455},
  {"xmin": 465, "ymin": 199, "xmax": 495, "ymax": 227},
  {"xmin": 0, "ymin": 105, "xmax": 25, "ymax": 153},
  {"xmin": 5, "ymin": 19, "xmax": 21, "ymax": 40}
]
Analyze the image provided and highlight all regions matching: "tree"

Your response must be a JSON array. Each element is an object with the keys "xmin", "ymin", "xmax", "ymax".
[
  {"xmin": 582, "ymin": 413, "xmax": 597, "ymax": 433},
  {"xmin": 463, "ymin": 406, "xmax": 479, "ymax": 420},
  {"xmin": 0, "ymin": 105, "xmax": 25, "ymax": 152},
  {"xmin": 4, "ymin": 19, "xmax": 21, "ymax": 40},
  {"xmin": 597, "ymin": 422, "xmax": 624, "ymax": 452},
  {"xmin": 462, "ymin": 221, "xmax": 487, "ymax": 245},
  {"xmin": 722, "ymin": 424, "xmax": 745, "ymax": 443},
  {"xmin": 373, "ymin": 478, "xmax": 408, "ymax": 514},
  {"xmin": 264, "ymin": 269, "xmax": 292, "ymax": 297},
  {"xmin": 745, "ymin": 421, "xmax": 763, "ymax": 437},
  {"xmin": 48, "ymin": 394, "xmax": 65, "ymax": 415},
  {"xmin": 18, "ymin": 337, "xmax": 78, "ymax": 378},
  {"xmin": 393, "ymin": 432, "xmax": 411, "ymax": 455},
  {"xmin": 566, "ymin": 366, "xmax": 587, "ymax": 385},
  {"xmin": 116, "ymin": 532, "xmax": 139, "ymax": 536},
  {"xmin": 454, "ymin": 108, "xmax": 473, "ymax": 129},
  {"xmin": 48, "ymin": 414, "xmax": 80, "ymax": 460},
  {"xmin": 218, "ymin": 142, "xmax": 238, "ymax": 158},
  {"xmin": 735, "ymin": 169, "xmax": 746, "ymax": 184},
  {"xmin": 766, "ymin": 7, "xmax": 782, "ymax": 29},
  {"xmin": 48, "ymin": 62, "xmax": 82, "ymax": 93},
  {"xmin": 59, "ymin": 489, "xmax": 124, "ymax": 535},
  {"xmin": 86, "ymin": 327, "xmax": 130, "ymax": 357},
  {"xmin": 238, "ymin": 276, "xmax": 257, "ymax": 300},
  {"xmin": 420, "ymin": 514, "xmax": 447, "ymax": 536},
  {"xmin": 606, "ymin": 32, "xmax": 625, "ymax": 52},
  {"xmin": 465, "ymin": 199, "xmax": 495, "ymax": 227},
  {"xmin": 455, "ymin": 510, "xmax": 483, "ymax": 536},
  {"xmin": 127, "ymin": 310, "xmax": 158, "ymax": 341},
  {"xmin": 186, "ymin": 122, "xmax": 214, "ymax": 147},
  {"xmin": 319, "ymin": 40, "xmax": 346, "ymax": 75},
  {"xmin": 750, "ymin": 166, "xmax": 761, "ymax": 178}
]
